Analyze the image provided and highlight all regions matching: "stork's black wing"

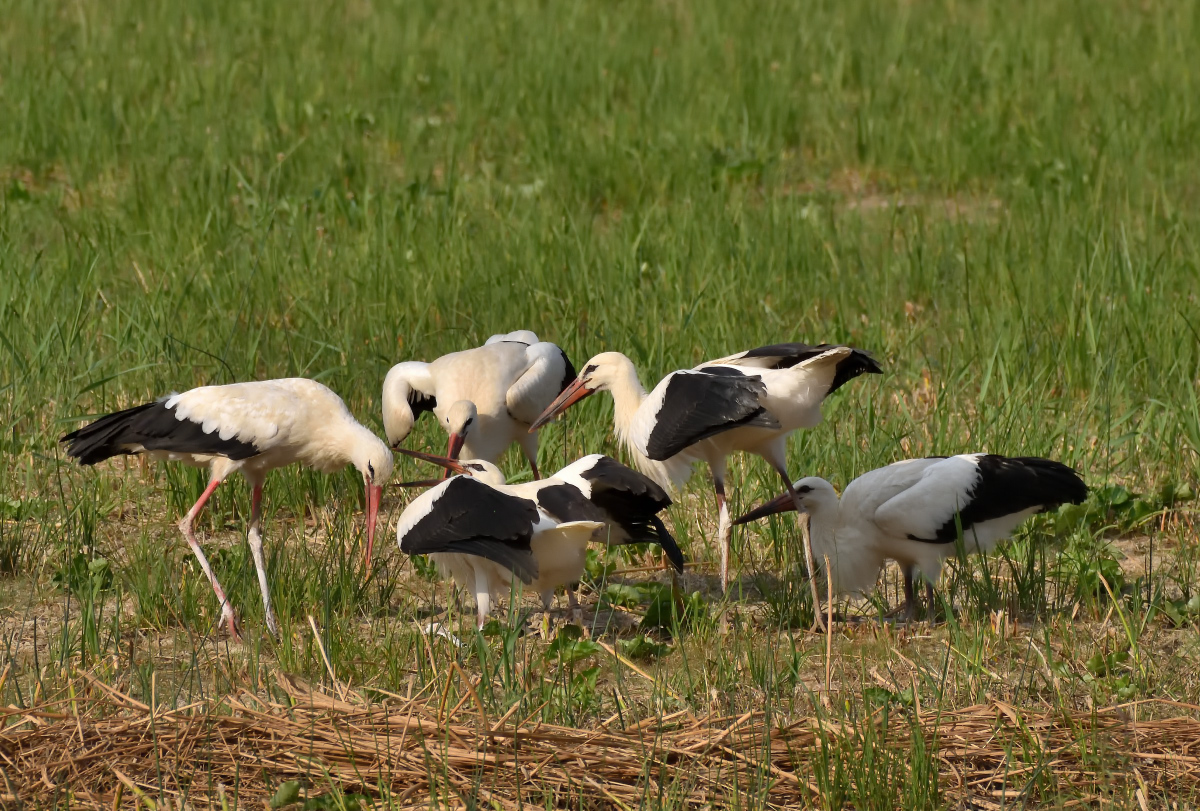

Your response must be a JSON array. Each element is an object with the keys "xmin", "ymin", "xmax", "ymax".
[
  {"xmin": 61, "ymin": 400, "xmax": 260, "ymax": 465},
  {"xmin": 643, "ymin": 368, "xmax": 779, "ymax": 461},
  {"xmin": 398, "ymin": 477, "xmax": 541, "ymax": 582}
]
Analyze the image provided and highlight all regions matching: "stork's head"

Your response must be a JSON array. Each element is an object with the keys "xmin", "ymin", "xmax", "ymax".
[
  {"xmin": 351, "ymin": 433, "xmax": 395, "ymax": 570},
  {"xmin": 732, "ymin": 477, "xmax": 838, "ymax": 525},
  {"xmin": 381, "ymin": 363, "xmax": 425, "ymax": 448},
  {"xmin": 453, "ymin": 458, "xmax": 506, "ymax": 486},
  {"xmin": 529, "ymin": 351, "xmax": 635, "ymax": 430},
  {"xmin": 443, "ymin": 400, "xmax": 477, "ymax": 461},
  {"xmin": 394, "ymin": 448, "xmax": 506, "ymax": 487}
]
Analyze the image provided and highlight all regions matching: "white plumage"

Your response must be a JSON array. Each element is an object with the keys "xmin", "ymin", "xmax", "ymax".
[
  {"xmin": 530, "ymin": 343, "xmax": 881, "ymax": 600},
  {"xmin": 399, "ymin": 449, "xmax": 685, "ymax": 571},
  {"xmin": 394, "ymin": 470, "xmax": 603, "ymax": 627},
  {"xmin": 382, "ymin": 332, "xmax": 574, "ymax": 478},
  {"xmin": 61, "ymin": 378, "xmax": 393, "ymax": 640},
  {"xmin": 734, "ymin": 453, "xmax": 1088, "ymax": 618}
]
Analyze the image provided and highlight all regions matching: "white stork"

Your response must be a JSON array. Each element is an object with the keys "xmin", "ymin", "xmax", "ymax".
[
  {"xmin": 529, "ymin": 342, "xmax": 881, "ymax": 602},
  {"xmin": 733, "ymin": 454, "xmax": 1088, "ymax": 618},
  {"xmin": 395, "ymin": 473, "xmax": 603, "ymax": 627},
  {"xmin": 60, "ymin": 378, "xmax": 393, "ymax": 640},
  {"xmin": 381, "ymin": 332, "xmax": 574, "ymax": 480},
  {"xmin": 485, "ymin": 330, "xmax": 540, "ymax": 346},
  {"xmin": 398, "ymin": 448, "xmax": 685, "ymax": 572}
]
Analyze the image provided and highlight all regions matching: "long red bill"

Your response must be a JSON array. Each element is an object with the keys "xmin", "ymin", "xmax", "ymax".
[
  {"xmin": 529, "ymin": 378, "xmax": 595, "ymax": 431},
  {"xmin": 396, "ymin": 447, "xmax": 468, "ymax": 474},
  {"xmin": 394, "ymin": 478, "xmax": 445, "ymax": 488},
  {"xmin": 732, "ymin": 491, "xmax": 801, "ymax": 525},
  {"xmin": 444, "ymin": 433, "xmax": 466, "ymax": 479},
  {"xmin": 364, "ymin": 483, "xmax": 383, "ymax": 569}
]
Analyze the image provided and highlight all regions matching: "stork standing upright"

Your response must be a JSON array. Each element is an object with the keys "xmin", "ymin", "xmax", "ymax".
[
  {"xmin": 60, "ymin": 378, "xmax": 394, "ymax": 640},
  {"xmin": 394, "ymin": 472, "xmax": 603, "ymax": 627},
  {"xmin": 530, "ymin": 343, "xmax": 881, "ymax": 604},
  {"xmin": 398, "ymin": 448, "xmax": 685, "ymax": 574},
  {"xmin": 381, "ymin": 332, "xmax": 574, "ymax": 480},
  {"xmin": 733, "ymin": 454, "xmax": 1088, "ymax": 618}
]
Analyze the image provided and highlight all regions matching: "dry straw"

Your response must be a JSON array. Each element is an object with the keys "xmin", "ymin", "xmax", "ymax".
[{"xmin": 1, "ymin": 670, "xmax": 1197, "ymax": 808}]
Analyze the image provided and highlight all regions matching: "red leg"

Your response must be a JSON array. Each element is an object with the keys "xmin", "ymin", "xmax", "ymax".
[{"xmin": 178, "ymin": 478, "xmax": 241, "ymax": 640}]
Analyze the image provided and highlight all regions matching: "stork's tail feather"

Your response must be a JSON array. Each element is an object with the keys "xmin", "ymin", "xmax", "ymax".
[
  {"xmin": 60, "ymin": 401, "xmax": 161, "ymax": 465},
  {"xmin": 1010, "ymin": 456, "xmax": 1089, "ymax": 508},
  {"xmin": 606, "ymin": 516, "xmax": 686, "ymax": 572},
  {"xmin": 828, "ymin": 347, "xmax": 884, "ymax": 394},
  {"xmin": 650, "ymin": 516, "xmax": 686, "ymax": 572}
]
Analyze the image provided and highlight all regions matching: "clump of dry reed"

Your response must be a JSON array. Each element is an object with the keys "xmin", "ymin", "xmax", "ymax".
[{"xmin": 2, "ymin": 670, "xmax": 1197, "ymax": 808}]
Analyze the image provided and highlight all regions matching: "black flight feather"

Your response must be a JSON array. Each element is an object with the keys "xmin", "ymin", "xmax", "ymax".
[
  {"xmin": 61, "ymin": 400, "xmax": 260, "ymax": 466},
  {"xmin": 921, "ymin": 455, "xmax": 1088, "ymax": 544},
  {"xmin": 644, "ymin": 369, "xmax": 779, "ymax": 461},
  {"xmin": 736, "ymin": 342, "xmax": 883, "ymax": 394},
  {"xmin": 399, "ymin": 477, "xmax": 541, "ymax": 582},
  {"xmin": 557, "ymin": 348, "xmax": 577, "ymax": 394}
]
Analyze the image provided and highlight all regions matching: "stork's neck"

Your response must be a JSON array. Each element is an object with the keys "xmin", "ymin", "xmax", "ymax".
[
  {"xmin": 605, "ymin": 358, "xmax": 649, "ymax": 446},
  {"xmin": 803, "ymin": 497, "xmax": 841, "ymax": 571},
  {"xmin": 382, "ymin": 362, "xmax": 429, "ymax": 445},
  {"xmin": 605, "ymin": 358, "xmax": 695, "ymax": 491}
]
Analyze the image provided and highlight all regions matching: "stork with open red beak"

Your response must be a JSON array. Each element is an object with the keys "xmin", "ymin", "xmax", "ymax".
[
  {"xmin": 60, "ymin": 378, "xmax": 393, "ymax": 640},
  {"xmin": 529, "ymin": 342, "xmax": 881, "ymax": 610},
  {"xmin": 382, "ymin": 332, "xmax": 574, "ymax": 479},
  {"xmin": 733, "ymin": 454, "xmax": 1088, "ymax": 619}
]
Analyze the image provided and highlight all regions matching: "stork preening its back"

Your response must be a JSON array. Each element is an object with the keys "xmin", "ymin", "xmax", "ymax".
[
  {"xmin": 734, "ymin": 454, "xmax": 1088, "ymax": 618},
  {"xmin": 395, "ymin": 472, "xmax": 603, "ymax": 627},
  {"xmin": 530, "ymin": 342, "xmax": 881, "ymax": 606},
  {"xmin": 381, "ymin": 332, "xmax": 574, "ymax": 479},
  {"xmin": 60, "ymin": 379, "xmax": 393, "ymax": 640},
  {"xmin": 399, "ymin": 448, "xmax": 685, "ymax": 572}
]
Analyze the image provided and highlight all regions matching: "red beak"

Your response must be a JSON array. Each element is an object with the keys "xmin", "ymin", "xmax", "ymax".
[
  {"xmin": 529, "ymin": 378, "xmax": 595, "ymax": 431},
  {"xmin": 363, "ymin": 483, "xmax": 383, "ymax": 569},
  {"xmin": 732, "ymin": 491, "xmax": 801, "ymax": 525},
  {"xmin": 396, "ymin": 447, "xmax": 469, "ymax": 475},
  {"xmin": 444, "ymin": 433, "xmax": 466, "ymax": 479}
]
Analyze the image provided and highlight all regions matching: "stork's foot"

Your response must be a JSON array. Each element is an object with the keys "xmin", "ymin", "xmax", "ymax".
[
  {"xmin": 882, "ymin": 599, "xmax": 933, "ymax": 624},
  {"xmin": 223, "ymin": 607, "xmax": 244, "ymax": 642}
]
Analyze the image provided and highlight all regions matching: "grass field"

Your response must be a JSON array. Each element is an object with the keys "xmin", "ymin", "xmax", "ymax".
[{"xmin": 2, "ymin": 0, "xmax": 1200, "ymax": 806}]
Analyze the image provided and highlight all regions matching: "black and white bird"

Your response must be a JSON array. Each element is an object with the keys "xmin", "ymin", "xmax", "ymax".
[
  {"xmin": 381, "ymin": 331, "xmax": 574, "ymax": 479},
  {"xmin": 530, "ymin": 343, "xmax": 881, "ymax": 599},
  {"xmin": 395, "ymin": 473, "xmax": 603, "ymax": 628},
  {"xmin": 60, "ymin": 379, "xmax": 394, "ymax": 639},
  {"xmin": 733, "ymin": 454, "xmax": 1088, "ymax": 618},
  {"xmin": 398, "ymin": 448, "xmax": 685, "ymax": 572}
]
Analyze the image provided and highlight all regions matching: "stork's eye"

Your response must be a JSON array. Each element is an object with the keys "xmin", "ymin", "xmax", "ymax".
[
  {"xmin": 583, "ymin": 364, "xmax": 598, "ymax": 376},
  {"xmin": 465, "ymin": 417, "xmax": 474, "ymax": 427},
  {"xmin": 368, "ymin": 462, "xmax": 376, "ymax": 478},
  {"xmin": 797, "ymin": 485, "xmax": 811, "ymax": 494}
]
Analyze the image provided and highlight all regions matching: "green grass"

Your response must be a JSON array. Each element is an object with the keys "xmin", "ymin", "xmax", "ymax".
[{"xmin": 2, "ymin": 0, "xmax": 1200, "ymax": 806}]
